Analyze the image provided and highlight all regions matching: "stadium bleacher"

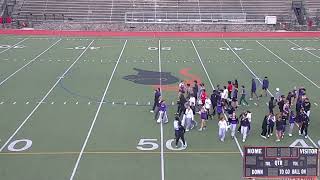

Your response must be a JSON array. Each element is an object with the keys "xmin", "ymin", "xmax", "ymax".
[
  {"xmin": 10, "ymin": 0, "xmax": 320, "ymax": 25},
  {"xmin": 305, "ymin": 0, "xmax": 320, "ymax": 17},
  {"xmin": 12, "ymin": 0, "xmax": 285, "ymax": 23}
]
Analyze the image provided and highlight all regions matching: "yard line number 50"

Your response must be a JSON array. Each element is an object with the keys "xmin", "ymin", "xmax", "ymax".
[{"xmin": 137, "ymin": 138, "xmax": 184, "ymax": 151}]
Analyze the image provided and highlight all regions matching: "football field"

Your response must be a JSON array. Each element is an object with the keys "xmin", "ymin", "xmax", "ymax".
[{"xmin": 0, "ymin": 35, "xmax": 319, "ymax": 180}]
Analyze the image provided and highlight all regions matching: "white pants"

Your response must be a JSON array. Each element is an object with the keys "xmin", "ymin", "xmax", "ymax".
[
  {"xmin": 185, "ymin": 117, "xmax": 193, "ymax": 130},
  {"xmin": 241, "ymin": 126, "xmax": 248, "ymax": 141},
  {"xmin": 219, "ymin": 127, "xmax": 226, "ymax": 141},
  {"xmin": 288, "ymin": 123, "xmax": 294, "ymax": 134},
  {"xmin": 157, "ymin": 111, "xmax": 168, "ymax": 123},
  {"xmin": 230, "ymin": 124, "xmax": 237, "ymax": 137},
  {"xmin": 306, "ymin": 110, "xmax": 310, "ymax": 117}
]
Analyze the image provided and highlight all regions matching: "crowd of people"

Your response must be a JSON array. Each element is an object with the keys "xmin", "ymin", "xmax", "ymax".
[{"xmin": 151, "ymin": 77, "xmax": 312, "ymax": 149}]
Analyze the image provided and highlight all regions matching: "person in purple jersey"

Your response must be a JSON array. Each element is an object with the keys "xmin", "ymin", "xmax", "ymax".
[
  {"xmin": 216, "ymin": 99, "xmax": 223, "ymax": 119},
  {"xmin": 228, "ymin": 112, "xmax": 238, "ymax": 139},
  {"xmin": 259, "ymin": 76, "xmax": 269, "ymax": 97},
  {"xmin": 157, "ymin": 100, "xmax": 168, "ymax": 124},
  {"xmin": 198, "ymin": 106, "xmax": 208, "ymax": 131},
  {"xmin": 288, "ymin": 110, "xmax": 296, "ymax": 137},
  {"xmin": 240, "ymin": 112, "xmax": 250, "ymax": 142}
]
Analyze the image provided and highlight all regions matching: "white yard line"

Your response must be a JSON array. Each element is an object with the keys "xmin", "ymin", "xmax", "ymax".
[
  {"xmin": 0, "ymin": 39, "xmax": 62, "ymax": 87},
  {"xmin": 191, "ymin": 40, "xmax": 215, "ymax": 90},
  {"xmin": 225, "ymin": 40, "xmax": 318, "ymax": 148},
  {"xmin": 256, "ymin": 40, "xmax": 320, "ymax": 89},
  {"xmin": 288, "ymin": 40, "xmax": 320, "ymax": 59},
  {"xmin": 69, "ymin": 40, "xmax": 127, "ymax": 180},
  {"xmin": 192, "ymin": 40, "xmax": 244, "ymax": 157},
  {"xmin": 0, "ymin": 38, "xmax": 29, "ymax": 54},
  {"xmin": 0, "ymin": 40, "xmax": 95, "ymax": 152},
  {"xmin": 158, "ymin": 39, "xmax": 165, "ymax": 180}
]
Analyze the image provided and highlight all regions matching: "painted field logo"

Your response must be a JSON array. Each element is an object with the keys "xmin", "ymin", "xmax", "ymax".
[{"xmin": 123, "ymin": 68, "xmax": 179, "ymax": 85}]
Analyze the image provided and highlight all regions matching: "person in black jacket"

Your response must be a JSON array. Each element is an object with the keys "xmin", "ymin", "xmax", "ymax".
[
  {"xmin": 261, "ymin": 114, "xmax": 268, "ymax": 139},
  {"xmin": 193, "ymin": 80, "xmax": 198, "ymax": 101},
  {"xmin": 176, "ymin": 93, "xmax": 187, "ymax": 117},
  {"xmin": 210, "ymin": 90, "xmax": 219, "ymax": 116},
  {"xmin": 174, "ymin": 118, "xmax": 187, "ymax": 148},
  {"xmin": 268, "ymin": 97, "xmax": 275, "ymax": 114},
  {"xmin": 150, "ymin": 88, "xmax": 161, "ymax": 113},
  {"xmin": 278, "ymin": 95, "xmax": 285, "ymax": 113},
  {"xmin": 300, "ymin": 112, "xmax": 310, "ymax": 139}
]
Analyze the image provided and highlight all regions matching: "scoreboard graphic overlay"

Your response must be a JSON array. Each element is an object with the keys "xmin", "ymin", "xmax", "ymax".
[{"xmin": 244, "ymin": 146, "xmax": 319, "ymax": 179}]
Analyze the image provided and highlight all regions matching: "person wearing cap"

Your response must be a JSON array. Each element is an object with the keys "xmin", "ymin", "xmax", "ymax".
[{"xmin": 260, "ymin": 76, "xmax": 269, "ymax": 97}]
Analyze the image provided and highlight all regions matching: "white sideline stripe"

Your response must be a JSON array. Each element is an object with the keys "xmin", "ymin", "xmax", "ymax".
[
  {"xmin": 0, "ymin": 39, "xmax": 62, "ymax": 87},
  {"xmin": 223, "ymin": 40, "xmax": 274, "ymax": 96},
  {"xmin": 0, "ymin": 38, "xmax": 28, "ymax": 54},
  {"xmin": 225, "ymin": 40, "xmax": 318, "ymax": 149},
  {"xmin": 256, "ymin": 41, "xmax": 320, "ymax": 89},
  {"xmin": 314, "ymin": 103, "xmax": 318, "ymax": 106},
  {"xmin": 288, "ymin": 40, "xmax": 320, "ymax": 60},
  {"xmin": 192, "ymin": 40, "xmax": 244, "ymax": 157},
  {"xmin": 69, "ymin": 40, "xmax": 127, "ymax": 180},
  {"xmin": 0, "ymin": 40, "xmax": 95, "ymax": 152},
  {"xmin": 159, "ymin": 39, "xmax": 165, "ymax": 180}
]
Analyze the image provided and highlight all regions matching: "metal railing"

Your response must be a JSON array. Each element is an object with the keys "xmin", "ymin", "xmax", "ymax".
[{"xmin": 125, "ymin": 11, "xmax": 249, "ymax": 24}]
